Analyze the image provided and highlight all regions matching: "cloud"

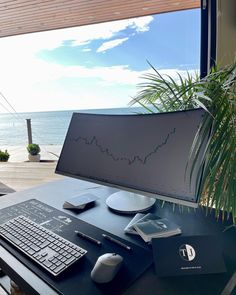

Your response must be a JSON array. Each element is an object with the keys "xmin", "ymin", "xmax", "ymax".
[
  {"xmin": 131, "ymin": 16, "xmax": 154, "ymax": 32},
  {"xmin": 0, "ymin": 15, "xmax": 154, "ymax": 99},
  {"xmin": 0, "ymin": 15, "xmax": 153, "ymax": 54},
  {"xmin": 82, "ymin": 48, "xmax": 91, "ymax": 52},
  {"xmin": 0, "ymin": 14, "xmax": 198, "ymax": 113},
  {"xmin": 71, "ymin": 16, "xmax": 154, "ymax": 47},
  {"xmin": 0, "ymin": 45, "xmax": 142, "ymax": 112},
  {"xmin": 0, "ymin": 58, "xmax": 198, "ymax": 112},
  {"xmin": 97, "ymin": 37, "xmax": 129, "ymax": 53}
]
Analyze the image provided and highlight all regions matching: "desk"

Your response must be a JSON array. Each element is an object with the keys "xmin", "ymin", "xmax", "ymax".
[{"xmin": 0, "ymin": 178, "xmax": 236, "ymax": 295}]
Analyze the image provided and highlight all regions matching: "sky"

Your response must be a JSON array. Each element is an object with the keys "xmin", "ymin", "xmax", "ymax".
[{"xmin": 0, "ymin": 9, "xmax": 200, "ymax": 113}]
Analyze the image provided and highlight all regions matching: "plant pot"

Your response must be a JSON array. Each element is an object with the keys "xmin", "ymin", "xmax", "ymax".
[{"xmin": 28, "ymin": 154, "xmax": 41, "ymax": 162}]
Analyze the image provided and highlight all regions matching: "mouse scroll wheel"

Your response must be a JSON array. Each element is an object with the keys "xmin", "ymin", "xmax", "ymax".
[{"xmin": 112, "ymin": 253, "xmax": 117, "ymax": 256}]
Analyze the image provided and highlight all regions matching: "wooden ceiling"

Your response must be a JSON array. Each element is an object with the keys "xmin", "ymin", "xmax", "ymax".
[{"xmin": 0, "ymin": 0, "xmax": 200, "ymax": 38}]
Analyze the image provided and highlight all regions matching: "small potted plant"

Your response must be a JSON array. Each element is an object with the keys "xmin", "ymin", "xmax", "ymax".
[
  {"xmin": 0, "ymin": 149, "xmax": 10, "ymax": 162},
  {"xmin": 27, "ymin": 143, "xmax": 41, "ymax": 162}
]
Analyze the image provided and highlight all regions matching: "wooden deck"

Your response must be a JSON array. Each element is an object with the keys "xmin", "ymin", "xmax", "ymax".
[{"xmin": 0, "ymin": 161, "xmax": 63, "ymax": 193}]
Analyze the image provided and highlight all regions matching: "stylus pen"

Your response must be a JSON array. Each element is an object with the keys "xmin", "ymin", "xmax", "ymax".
[
  {"xmin": 75, "ymin": 230, "xmax": 102, "ymax": 246},
  {"xmin": 102, "ymin": 234, "xmax": 131, "ymax": 251}
]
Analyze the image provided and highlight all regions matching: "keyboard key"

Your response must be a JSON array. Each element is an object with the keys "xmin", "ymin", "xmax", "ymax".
[
  {"xmin": 47, "ymin": 236, "xmax": 55, "ymax": 242},
  {"xmin": 27, "ymin": 249, "xmax": 35, "ymax": 255},
  {"xmin": 40, "ymin": 241, "xmax": 50, "ymax": 248},
  {"xmin": 43, "ymin": 260, "xmax": 53, "ymax": 268},
  {"xmin": 50, "ymin": 265, "xmax": 57, "ymax": 271},
  {"xmin": 55, "ymin": 260, "xmax": 62, "ymax": 266},
  {"xmin": 65, "ymin": 257, "xmax": 76, "ymax": 265},
  {"xmin": 54, "ymin": 264, "xmax": 66, "ymax": 274},
  {"xmin": 74, "ymin": 253, "xmax": 82, "ymax": 258},
  {"xmin": 3, "ymin": 233, "xmax": 21, "ymax": 245},
  {"xmin": 30, "ymin": 244, "xmax": 40, "ymax": 252}
]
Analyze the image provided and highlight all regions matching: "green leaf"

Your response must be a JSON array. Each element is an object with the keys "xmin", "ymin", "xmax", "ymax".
[{"xmin": 130, "ymin": 61, "xmax": 236, "ymax": 224}]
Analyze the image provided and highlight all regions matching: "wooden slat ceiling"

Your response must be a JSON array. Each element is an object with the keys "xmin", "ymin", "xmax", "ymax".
[{"xmin": 0, "ymin": 0, "xmax": 200, "ymax": 38}]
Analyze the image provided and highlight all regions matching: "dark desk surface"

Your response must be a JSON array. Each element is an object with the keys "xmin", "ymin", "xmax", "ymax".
[{"xmin": 0, "ymin": 178, "xmax": 236, "ymax": 295}]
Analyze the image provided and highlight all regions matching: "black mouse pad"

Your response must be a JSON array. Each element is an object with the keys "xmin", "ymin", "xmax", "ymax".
[{"xmin": 0, "ymin": 199, "xmax": 153, "ymax": 295}]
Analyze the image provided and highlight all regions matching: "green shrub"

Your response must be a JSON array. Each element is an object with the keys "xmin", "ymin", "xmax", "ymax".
[
  {"xmin": 0, "ymin": 150, "xmax": 10, "ymax": 162},
  {"xmin": 27, "ymin": 143, "xmax": 41, "ymax": 155}
]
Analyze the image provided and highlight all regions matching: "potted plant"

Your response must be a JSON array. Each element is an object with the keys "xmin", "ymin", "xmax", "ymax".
[
  {"xmin": 130, "ymin": 62, "xmax": 236, "ymax": 224},
  {"xmin": 0, "ymin": 149, "xmax": 10, "ymax": 162},
  {"xmin": 27, "ymin": 143, "xmax": 41, "ymax": 162}
]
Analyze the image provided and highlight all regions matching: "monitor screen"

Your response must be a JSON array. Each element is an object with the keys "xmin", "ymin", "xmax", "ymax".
[{"xmin": 56, "ymin": 108, "xmax": 206, "ymax": 208}]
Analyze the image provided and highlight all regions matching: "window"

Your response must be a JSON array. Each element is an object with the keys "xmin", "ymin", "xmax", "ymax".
[{"xmin": 0, "ymin": 9, "xmax": 200, "ymax": 146}]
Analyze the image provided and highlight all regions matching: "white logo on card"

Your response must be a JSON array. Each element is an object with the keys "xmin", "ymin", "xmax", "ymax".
[{"xmin": 179, "ymin": 244, "xmax": 196, "ymax": 261}]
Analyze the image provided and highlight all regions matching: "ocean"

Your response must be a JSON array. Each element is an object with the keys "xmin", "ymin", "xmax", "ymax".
[{"xmin": 0, "ymin": 107, "xmax": 144, "ymax": 146}]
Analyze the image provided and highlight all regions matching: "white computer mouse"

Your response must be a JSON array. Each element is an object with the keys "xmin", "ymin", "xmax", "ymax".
[{"xmin": 91, "ymin": 253, "xmax": 123, "ymax": 283}]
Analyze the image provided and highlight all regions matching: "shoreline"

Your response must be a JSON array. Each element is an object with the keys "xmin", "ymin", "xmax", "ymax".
[{"xmin": 1, "ymin": 145, "xmax": 62, "ymax": 162}]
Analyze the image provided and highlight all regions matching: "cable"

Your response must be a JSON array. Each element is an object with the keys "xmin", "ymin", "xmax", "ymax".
[
  {"xmin": 0, "ymin": 91, "xmax": 66, "ymax": 163},
  {"xmin": 0, "ymin": 91, "xmax": 62, "ymax": 159},
  {"xmin": 0, "ymin": 100, "xmax": 18, "ymax": 117},
  {"xmin": 0, "ymin": 92, "xmax": 48, "ymax": 148},
  {"xmin": 0, "ymin": 92, "xmax": 24, "ymax": 121}
]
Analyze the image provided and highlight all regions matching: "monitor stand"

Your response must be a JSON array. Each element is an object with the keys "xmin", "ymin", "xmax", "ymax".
[{"xmin": 106, "ymin": 191, "xmax": 156, "ymax": 214}]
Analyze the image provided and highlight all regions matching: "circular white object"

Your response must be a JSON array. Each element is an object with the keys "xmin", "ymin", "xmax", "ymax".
[{"xmin": 106, "ymin": 191, "xmax": 156, "ymax": 214}]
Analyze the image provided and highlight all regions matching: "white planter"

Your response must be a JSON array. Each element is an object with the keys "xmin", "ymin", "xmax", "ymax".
[{"xmin": 28, "ymin": 154, "xmax": 41, "ymax": 162}]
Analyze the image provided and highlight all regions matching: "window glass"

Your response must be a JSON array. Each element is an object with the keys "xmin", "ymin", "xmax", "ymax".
[{"xmin": 0, "ymin": 9, "xmax": 200, "ymax": 146}]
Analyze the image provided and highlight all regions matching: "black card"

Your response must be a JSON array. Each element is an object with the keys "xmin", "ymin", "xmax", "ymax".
[{"xmin": 152, "ymin": 235, "xmax": 226, "ymax": 277}]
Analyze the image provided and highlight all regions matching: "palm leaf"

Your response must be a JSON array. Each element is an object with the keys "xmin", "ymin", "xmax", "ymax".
[{"xmin": 130, "ymin": 62, "xmax": 236, "ymax": 224}]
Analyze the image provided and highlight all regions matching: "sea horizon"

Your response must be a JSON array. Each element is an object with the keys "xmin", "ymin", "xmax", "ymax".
[{"xmin": 0, "ymin": 106, "xmax": 145, "ymax": 146}]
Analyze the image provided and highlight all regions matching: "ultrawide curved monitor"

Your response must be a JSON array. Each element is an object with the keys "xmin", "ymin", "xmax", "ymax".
[{"xmin": 56, "ymin": 108, "xmax": 206, "ymax": 208}]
